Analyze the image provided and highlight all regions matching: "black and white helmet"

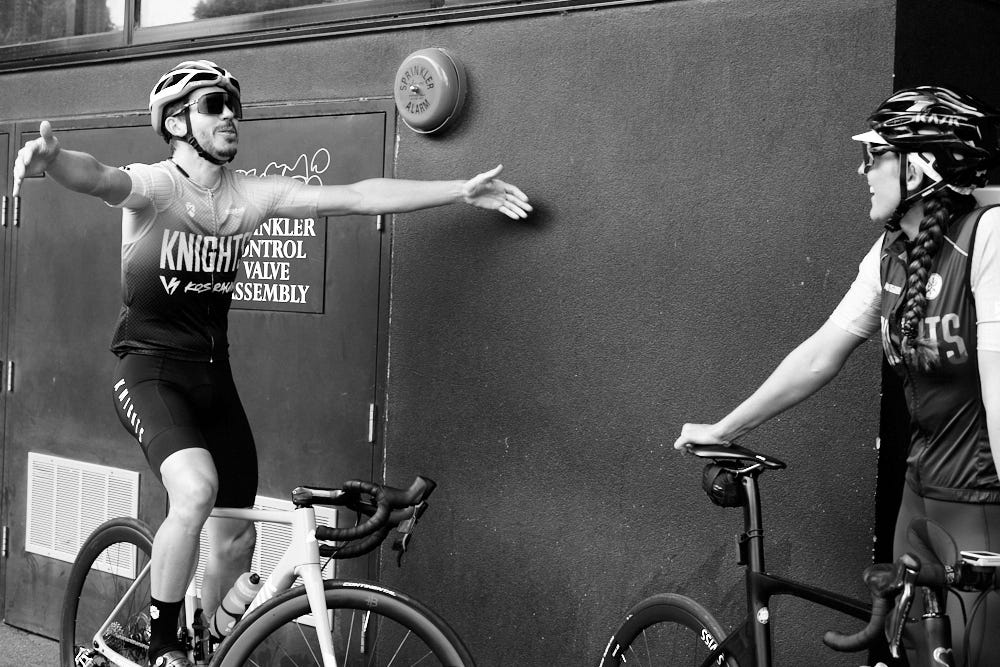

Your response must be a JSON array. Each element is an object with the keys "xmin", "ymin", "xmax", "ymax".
[
  {"xmin": 853, "ymin": 86, "xmax": 1000, "ymax": 191},
  {"xmin": 149, "ymin": 60, "xmax": 241, "ymax": 140}
]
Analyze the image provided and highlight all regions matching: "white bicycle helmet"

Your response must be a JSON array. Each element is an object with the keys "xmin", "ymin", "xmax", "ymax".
[{"xmin": 149, "ymin": 60, "xmax": 241, "ymax": 140}]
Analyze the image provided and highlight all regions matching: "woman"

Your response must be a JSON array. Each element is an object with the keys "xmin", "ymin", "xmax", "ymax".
[{"xmin": 674, "ymin": 86, "xmax": 1000, "ymax": 665}]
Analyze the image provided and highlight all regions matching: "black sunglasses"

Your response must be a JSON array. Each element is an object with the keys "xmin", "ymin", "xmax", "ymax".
[
  {"xmin": 172, "ymin": 92, "xmax": 242, "ymax": 119},
  {"xmin": 861, "ymin": 143, "xmax": 896, "ymax": 173}
]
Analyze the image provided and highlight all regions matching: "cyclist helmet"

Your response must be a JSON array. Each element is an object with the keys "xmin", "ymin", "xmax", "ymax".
[
  {"xmin": 149, "ymin": 59, "xmax": 241, "ymax": 140},
  {"xmin": 853, "ymin": 86, "xmax": 1000, "ymax": 226}
]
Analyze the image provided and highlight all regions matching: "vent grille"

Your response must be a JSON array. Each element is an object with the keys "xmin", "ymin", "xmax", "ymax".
[
  {"xmin": 190, "ymin": 495, "xmax": 337, "ymax": 597},
  {"xmin": 26, "ymin": 453, "xmax": 140, "ymax": 577}
]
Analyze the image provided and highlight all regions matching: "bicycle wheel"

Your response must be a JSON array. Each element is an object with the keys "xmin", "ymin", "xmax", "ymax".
[
  {"xmin": 60, "ymin": 517, "xmax": 155, "ymax": 667},
  {"xmin": 212, "ymin": 579, "xmax": 475, "ymax": 667},
  {"xmin": 598, "ymin": 593, "xmax": 738, "ymax": 667}
]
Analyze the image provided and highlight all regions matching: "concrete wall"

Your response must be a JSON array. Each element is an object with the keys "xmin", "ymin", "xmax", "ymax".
[{"xmin": 0, "ymin": 0, "xmax": 896, "ymax": 664}]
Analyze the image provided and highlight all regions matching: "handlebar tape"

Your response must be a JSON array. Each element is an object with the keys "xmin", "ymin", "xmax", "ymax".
[
  {"xmin": 316, "ymin": 480, "xmax": 388, "ymax": 541},
  {"xmin": 822, "ymin": 595, "xmax": 889, "ymax": 652}
]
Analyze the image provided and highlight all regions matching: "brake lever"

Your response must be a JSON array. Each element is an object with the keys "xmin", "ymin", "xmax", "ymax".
[
  {"xmin": 391, "ymin": 501, "xmax": 429, "ymax": 566},
  {"xmin": 888, "ymin": 554, "xmax": 921, "ymax": 658}
]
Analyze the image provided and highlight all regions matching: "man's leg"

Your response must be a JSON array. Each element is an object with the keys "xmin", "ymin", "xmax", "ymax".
[
  {"xmin": 148, "ymin": 448, "xmax": 219, "ymax": 662},
  {"xmin": 200, "ymin": 515, "xmax": 256, "ymax": 619}
]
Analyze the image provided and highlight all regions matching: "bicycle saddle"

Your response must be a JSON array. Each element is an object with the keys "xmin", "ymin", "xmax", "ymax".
[{"xmin": 685, "ymin": 443, "xmax": 787, "ymax": 470}]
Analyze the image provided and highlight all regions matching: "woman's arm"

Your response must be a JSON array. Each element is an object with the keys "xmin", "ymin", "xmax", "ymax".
[
  {"xmin": 978, "ymin": 351, "xmax": 1000, "ymax": 475},
  {"xmin": 674, "ymin": 320, "xmax": 868, "ymax": 447},
  {"xmin": 972, "ymin": 207, "xmax": 1000, "ymax": 473}
]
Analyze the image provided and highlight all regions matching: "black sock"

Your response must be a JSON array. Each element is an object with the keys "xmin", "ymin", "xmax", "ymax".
[{"xmin": 148, "ymin": 597, "xmax": 184, "ymax": 659}]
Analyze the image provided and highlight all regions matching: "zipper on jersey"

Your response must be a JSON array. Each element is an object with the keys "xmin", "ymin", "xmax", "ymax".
[{"xmin": 208, "ymin": 188, "xmax": 217, "ymax": 363}]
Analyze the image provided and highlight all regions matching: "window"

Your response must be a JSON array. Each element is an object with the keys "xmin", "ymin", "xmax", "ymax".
[
  {"xmin": 1, "ymin": 0, "xmax": 124, "ymax": 47},
  {"xmin": 0, "ymin": 0, "xmax": 648, "ymax": 72},
  {"xmin": 138, "ymin": 0, "xmax": 337, "ymax": 28}
]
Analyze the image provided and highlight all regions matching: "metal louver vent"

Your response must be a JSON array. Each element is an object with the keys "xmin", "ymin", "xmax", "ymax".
[{"xmin": 26, "ymin": 453, "xmax": 140, "ymax": 576}]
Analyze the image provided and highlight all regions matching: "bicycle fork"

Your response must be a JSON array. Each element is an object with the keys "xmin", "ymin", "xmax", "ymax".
[
  {"xmin": 915, "ymin": 590, "xmax": 954, "ymax": 667},
  {"xmin": 248, "ymin": 507, "xmax": 342, "ymax": 667}
]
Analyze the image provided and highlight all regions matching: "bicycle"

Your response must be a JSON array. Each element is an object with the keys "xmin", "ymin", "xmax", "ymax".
[
  {"xmin": 60, "ymin": 475, "xmax": 475, "ymax": 666},
  {"xmin": 596, "ymin": 442, "xmax": 1000, "ymax": 667}
]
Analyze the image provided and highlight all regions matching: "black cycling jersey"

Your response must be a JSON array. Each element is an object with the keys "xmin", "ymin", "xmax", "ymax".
[
  {"xmin": 880, "ymin": 206, "xmax": 1000, "ymax": 504},
  {"xmin": 110, "ymin": 160, "xmax": 318, "ymax": 361}
]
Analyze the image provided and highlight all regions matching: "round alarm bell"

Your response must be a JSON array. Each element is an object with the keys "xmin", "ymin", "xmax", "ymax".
[{"xmin": 394, "ymin": 48, "xmax": 467, "ymax": 134}]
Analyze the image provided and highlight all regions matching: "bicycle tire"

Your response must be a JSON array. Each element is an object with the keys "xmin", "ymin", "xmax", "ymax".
[
  {"xmin": 598, "ymin": 593, "xmax": 739, "ymax": 667},
  {"xmin": 212, "ymin": 579, "xmax": 475, "ymax": 667},
  {"xmin": 59, "ymin": 517, "xmax": 155, "ymax": 667}
]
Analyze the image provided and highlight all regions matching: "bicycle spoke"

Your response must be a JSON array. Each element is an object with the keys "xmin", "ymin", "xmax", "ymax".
[
  {"xmin": 214, "ymin": 583, "xmax": 472, "ymax": 666},
  {"xmin": 295, "ymin": 617, "xmax": 321, "ymax": 665}
]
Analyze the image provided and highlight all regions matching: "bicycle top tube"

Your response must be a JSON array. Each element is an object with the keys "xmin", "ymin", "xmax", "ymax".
[{"xmin": 684, "ymin": 442, "xmax": 787, "ymax": 470}]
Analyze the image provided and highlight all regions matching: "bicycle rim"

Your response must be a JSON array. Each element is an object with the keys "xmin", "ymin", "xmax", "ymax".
[
  {"xmin": 212, "ymin": 580, "xmax": 475, "ymax": 667},
  {"xmin": 599, "ymin": 593, "xmax": 738, "ymax": 667},
  {"xmin": 59, "ymin": 517, "xmax": 154, "ymax": 667}
]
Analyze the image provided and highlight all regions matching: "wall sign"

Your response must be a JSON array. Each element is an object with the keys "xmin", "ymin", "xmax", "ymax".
[
  {"xmin": 231, "ymin": 215, "xmax": 326, "ymax": 313},
  {"xmin": 232, "ymin": 149, "xmax": 333, "ymax": 314}
]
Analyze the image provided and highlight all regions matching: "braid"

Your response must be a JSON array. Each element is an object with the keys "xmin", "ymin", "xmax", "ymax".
[{"xmin": 899, "ymin": 190, "xmax": 976, "ymax": 369}]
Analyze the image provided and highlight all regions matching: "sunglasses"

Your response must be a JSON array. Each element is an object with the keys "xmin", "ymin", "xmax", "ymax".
[
  {"xmin": 861, "ymin": 143, "xmax": 896, "ymax": 173},
  {"xmin": 171, "ymin": 92, "xmax": 242, "ymax": 119}
]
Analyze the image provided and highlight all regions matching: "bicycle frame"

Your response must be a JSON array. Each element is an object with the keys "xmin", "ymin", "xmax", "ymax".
[
  {"xmin": 90, "ymin": 503, "xmax": 343, "ymax": 667},
  {"xmin": 698, "ymin": 473, "xmax": 872, "ymax": 667}
]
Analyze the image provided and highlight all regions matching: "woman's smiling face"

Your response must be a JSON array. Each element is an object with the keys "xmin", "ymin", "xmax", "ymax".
[{"xmin": 859, "ymin": 143, "xmax": 902, "ymax": 223}]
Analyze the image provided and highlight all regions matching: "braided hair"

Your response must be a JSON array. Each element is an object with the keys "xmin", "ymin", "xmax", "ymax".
[{"xmin": 899, "ymin": 188, "xmax": 977, "ymax": 369}]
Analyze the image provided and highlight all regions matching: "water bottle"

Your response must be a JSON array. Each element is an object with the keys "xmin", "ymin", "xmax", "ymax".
[{"xmin": 208, "ymin": 572, "xmax": 262, "ymax": 638}]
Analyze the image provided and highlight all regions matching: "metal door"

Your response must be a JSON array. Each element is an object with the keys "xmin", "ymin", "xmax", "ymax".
[
  {"xmin": 226, "ymin": 106, "xmax": 388, "ymax": 497},
  {"xmin": 0, "ymin": 125, "xmax": 10, "ymax": 611},
  {"xmin": 3, "ymin": 118, "xmax": 166, "ymax": 635},
  {"xmin": 1, "ymin": 104, "xmax": 391, "ymax": 636}
]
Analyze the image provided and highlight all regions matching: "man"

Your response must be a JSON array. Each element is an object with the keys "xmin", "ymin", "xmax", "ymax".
[{"xmin": 13, "ymin": 60, "xmax": 531, "ymax": 667}]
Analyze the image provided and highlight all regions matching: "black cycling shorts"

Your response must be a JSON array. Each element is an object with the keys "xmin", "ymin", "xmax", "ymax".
[
  {"xmin": 894, "ymin": 484, "xmax": 1000, "ymax": 666},
  {"xmin": 112, "ymin": 353, "xmax": 258, "ymax": 508}
]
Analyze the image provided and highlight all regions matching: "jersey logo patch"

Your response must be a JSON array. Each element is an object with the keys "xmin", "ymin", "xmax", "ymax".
[
  {"xmin": 925, "ymin": 273, "xmax": 943, "ymax": 300},
  {"xmin": 185, "ymin": 202, "xmax": 197, "ymax": 218},
  {"xmin": 160, "ymin": 276, "xmax": 181, "ymax": 295}
]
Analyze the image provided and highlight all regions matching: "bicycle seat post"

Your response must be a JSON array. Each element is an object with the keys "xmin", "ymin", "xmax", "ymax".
[
  {"xmin": 740, "ymin": 469, "xmax": 776, "ymax": 667},
  {"xmin": 739, "ymin": 472, "xmax": 767, "ymax": 573}
]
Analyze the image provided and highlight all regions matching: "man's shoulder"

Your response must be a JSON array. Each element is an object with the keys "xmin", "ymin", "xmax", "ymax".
[{"xmin": 223, "ymin": 167, "xmax": 306, "ymax": 197}]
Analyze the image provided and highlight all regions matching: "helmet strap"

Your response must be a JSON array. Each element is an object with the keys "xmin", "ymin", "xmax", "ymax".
[
  {"xmin": 179, "ymin": 111, "xmax": 233, "ymax": 166},
  {"xmin": 883, "ymin": 153, "xmax": 947, "ymax": 231}
]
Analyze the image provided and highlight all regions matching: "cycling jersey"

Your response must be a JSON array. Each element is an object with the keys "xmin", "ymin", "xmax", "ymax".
[
  {"xmin": 109, "ymin": 160, "xmax": 319, "ymax": 360},
  {"xmin": 831, "ymin": 207, "xmax": 1000, "ymax": 504},
  {"xmin": 881, "ymin": 208, "xmax": 1000, "ymax": 503}
]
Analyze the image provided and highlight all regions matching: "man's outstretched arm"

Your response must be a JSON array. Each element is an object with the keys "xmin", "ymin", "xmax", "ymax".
[{"xmin": 13, "ymin": 120, "xmax": 132, "ymax": 205}]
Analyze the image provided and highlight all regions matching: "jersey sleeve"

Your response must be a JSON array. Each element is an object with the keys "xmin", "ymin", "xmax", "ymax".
[
  {"xmin": 255, "ymin": 174, "xmax": 321, "ymax": 220},
  {"xmin": 971, "ymin": 209, "xmax": 1000, "ymax": 351},
  {"xmin": 828, "ymin": 236, "xmax": 884, "ymax": 339},
  {"xmin": 109, "ymin": 162, "xmax": 174, "ymax": 211}
]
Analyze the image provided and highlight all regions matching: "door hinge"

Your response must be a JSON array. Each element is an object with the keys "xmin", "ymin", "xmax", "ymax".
[
  {"xmin": 12, "ymin": 194, "xmax": 20, "ymax": 227},
  {"xmin": 2, "ymin": 526, "xmax": 8, "ymax": 559},
  {"xmin": 1, "ymin": 194, "xmax": 8, "ymax": 227},
  {"xmin": 367, "ymin": 403, "xmax": 378, "ymax": 443},
  {"xmin": 6, "ymin": 360, "xmax": 13, "ymax": 392},
  {"xmin": 376, "ymin": 215, "xmax": 384, "ymax": 232}
]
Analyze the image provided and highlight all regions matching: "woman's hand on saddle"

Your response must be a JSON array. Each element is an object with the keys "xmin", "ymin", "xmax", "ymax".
[{"xmin": 673, "ymin": 423, "xmax": 729, "ymax": 450}]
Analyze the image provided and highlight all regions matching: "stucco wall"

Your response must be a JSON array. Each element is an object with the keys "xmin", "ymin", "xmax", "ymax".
[
  {"xmin": 0, "ymin": 0, "xmax": 895, "ymax": 664},
  {"xmin": 379, "ymin": 2, "xmax": 894, "ymax": 664}
]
